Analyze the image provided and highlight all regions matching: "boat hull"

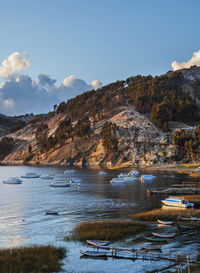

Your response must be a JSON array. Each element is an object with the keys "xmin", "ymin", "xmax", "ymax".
[
  {"xmin": 86, "ymin": 240, "xmax": 109, "ymax": 246},
  {"xmin": 152, "ymin": 232, "xmax": 176, "ymax": 238},
  {"xmin": 80, "ymin": 250, "xmax": 107, "ymax": 257},
  {"xmin": 157, "ymin": 220, "xmax": 173, "ymax": 225}
]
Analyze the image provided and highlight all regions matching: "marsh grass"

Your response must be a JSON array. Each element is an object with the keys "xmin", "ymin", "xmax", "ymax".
[
  {"xmin": 131, "ymin": 208, "xmax": 200, "ymax": 222},
  {"xmin": 66, "ymin": 220, "xmax": 145, "ymax": 242},
  {"xmin": 188, "ymin": 173, "xmax": 200, "ymax": 178},
  {"xmin": 0, "ymin": 245, "xmax": 65, "ymax": 273}
]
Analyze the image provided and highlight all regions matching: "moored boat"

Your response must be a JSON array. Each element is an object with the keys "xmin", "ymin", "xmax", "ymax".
[
  {"xmin": 40, "ymin": 174, "xmax": 54, "ymax": 180},
  {"xmin": 161, "ymin": 196, "xmax": 194, "ymax": 208},
  {"xmin": 140, "ymin": 175, "xmax": 155, "ymax": 182},
  {"xmin": 129, "ymin": 170, "xmax": 139, "ymax": 177},
  {"xmin": 21, "ymin": 172, "xmax": 40, "ymax": 178},
  {"xmin": 64, "ymin": 169, "xmax": 75, "ymax": 174},
  {"xmin": 144, "ymin": 236, "xmax": 168, "ymax": 242},
  {"xmin": 3, "ymin": 177, "xmax": 22, "ymax": 184},
  {"xmin": 50, "ymin": 180, "xmax": 70, "ymax": 187},
  {"xmin": 110, "ymin": 177, "xmax": 126, "ymax": 183},
  {"xmin": 140, "ymin": 244, "xmax": 161, "ymax": 251},
  {"xmin": 157, "ymin": 220, "xmax": 173, "ymax": 225},
  {"xmin": 86, "ymin": 240, "xmax": 109, "ymax": 246},
  {"xmin": 45, "ymin": 209, "xmax": 59, "ymax": 215},
  {"xmin": 124, "ymin": 176, "xmax": 137, "ymax": 182},
  {"xmin": 98, "ymin": 171, "xmax": 107, "ymax": 175},
  {"xmin": 80, "ymin": 250, "xmax": 107, "ymax": 257},
  {"xmin": 70, "ymin": 178, "xmax": 82, "ymax": 183},
  {"xmin": 152, "ymin": 232, "xmax": 176, "ymax": 238}
]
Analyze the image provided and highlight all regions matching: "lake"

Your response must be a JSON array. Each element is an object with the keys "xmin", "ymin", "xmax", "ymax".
[{"xmin": 0, "ymin": 165, "xmax": 199, "ymax": 272}]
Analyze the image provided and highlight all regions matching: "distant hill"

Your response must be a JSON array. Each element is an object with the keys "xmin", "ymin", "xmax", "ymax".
[{"xmin": 1, "ymin": 66, "xmax": 200, "ymax": 167}]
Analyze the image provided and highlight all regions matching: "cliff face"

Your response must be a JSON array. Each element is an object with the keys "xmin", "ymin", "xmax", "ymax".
[{"xmin": 2, "ymin": 107, "xmax": 176, "ymax": 167}]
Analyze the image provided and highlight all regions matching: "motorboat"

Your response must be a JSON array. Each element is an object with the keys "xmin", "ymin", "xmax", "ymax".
[
  {"xmin": 40, "ymin": 174, "xmax": 54, "ymax": 180},
  {"xmin": 161, "ymin": 196, "xmax": 194, "ymax": 208},
  {"xmin": 86, "ymin": 240, "xmax": 109, "ymax": 246},
  {"xmin": 157, "ymin": 220, "xmax": 173, "ymax": 225},
  {"xmin": 140, "ymin": 174, "xmax": 155, "ymax": 182},
  {"xmin": 80, "ymin": 250, "xmax": 107, "ymax": 257},
  {"xmin": 3, "ymin": 177, "xmax": 22, "ymax": 184},
  {"xmin": 110, "ymin": 177, "xmax": 126, "ymax": 183},
  {"xmin": 45, "ymin": 209, "xmax": 59, "ymax": 215},
  {"xmin": 152, "ymin": 232, "xmax": 176, "ymax": 238},
  {"xmin": 50, "ymin": 180, "xmax": 70, "ymax": 187},
  {"xmin": 21, "ymin": 172, "xmax": 40, "ymax": 178}
]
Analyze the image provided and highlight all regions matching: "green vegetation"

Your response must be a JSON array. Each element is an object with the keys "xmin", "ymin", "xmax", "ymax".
[
  {"xmin": 173, "ymin": 125, "xmax": 200, "ymax": 162},
  {"xmin": 0, "ymin": 137, "xmax": 15, "ymax": 160},
  {"xmin": 100, "ymin": 122, "xmax": 118, "ymax": 152},
  {"xmin": 0, "ymin": 245, "xmax": 65, "ymax": 273},
  {"xmin": 131, "ymin": 208, "xmax": 200, "ymax": 222},
  {"xmin": 66, "ymin": 220, "xmax": 145, "ymax": 242}
]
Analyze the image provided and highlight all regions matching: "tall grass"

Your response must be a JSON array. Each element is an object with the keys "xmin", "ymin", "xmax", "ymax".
[
  {"xmin": 66, "ymin": 220, "xmax": 145, "ymax": 242},
  {"xmin": 0, "ymin": 245, "xmax": 65, "ymax": 273},
  {"xmin": 131, "ymin": 208, "xmax": 200, "ymax": 222}
]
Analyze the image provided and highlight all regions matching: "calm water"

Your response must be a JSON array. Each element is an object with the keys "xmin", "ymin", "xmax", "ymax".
[{"xmin": 0, "ymin": 165, "xmax": 199, "ymax": 272}]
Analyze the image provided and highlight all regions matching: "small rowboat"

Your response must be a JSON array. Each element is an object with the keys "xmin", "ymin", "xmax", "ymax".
[
  {"xmin": 141, "ymin": 245, "xmax": 161, "ymax": 251},
  {"xmin": 152, "ymin": 232, "xmax": 176, "ymax": 238},
  {"xmin": 86, "ymin": 240, "xmax": 109, "ymax": 246},
  {"xmin": 157, "ymin": 220, "xmax": 173, "ymax": 225},
  {"xmin": 80, "ymin": 250, "xmax": 107, "ymax": 257},
  {"xmin": 144, "ymin": 237, "xmax": 167, "ymax": 242},
  {"xmin": 3, "ymin": 178, "xmax": 22, "ymax": 184}
]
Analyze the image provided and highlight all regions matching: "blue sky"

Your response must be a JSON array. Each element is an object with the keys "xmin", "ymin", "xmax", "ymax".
[{"xmin": 0, "ymin": 0, "xmax": 200, "ymax": 115}]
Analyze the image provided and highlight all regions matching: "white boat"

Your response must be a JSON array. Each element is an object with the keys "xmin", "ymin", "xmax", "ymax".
[
  {"xmin": 118, "ymin": 172, "xmax": 129, "ymax": 178},
  {"xmin": 45, "ymin": 209, "xmax": 59, "ymax": 215},
  {"xmin": 110, "ymin": 177, "xmax": 126, "ymax": 183},
  {"xmin": 3, "ymin": 177, "xmax": 22, "ymax": 184},
  {"xmin": 98, "ymin": 171, "xmax": 107, "ymax": 175},
  {"xmin": 50, "ymin": 180, "xmax": 70, "ymax": 187},
  {"xmin": 161, "ymin": 196, "xmax": 194, "ymax": 208},
  {"xmin": 157, "ymin": 220, "xmax": 173, "ymax": 225},
  {"xmin": 40, "ymin": 174, "xmax": 54, "ymax": 180},
  {"xmin": 70, "ymin": 178, "xmax": 82, "ymax": 183},
  {"xmin": 21, "ymin": 172, "xmax": 40, "ymax": 178},
  {"xmin": 140, "ymin": 175, "xmax": 155, "ymax": 182},
  {"xmin": 86, "ymin": 240, "xmax": 109, "ymax": 246},
  {"xmin": 64, "ymin": 169, "xmax": 75, "ymax": 174},
  {"xmin": 129, "ymin": 170, "xmax": 139, "ymax": 177},
  {"xmin": 124, "ymin": 176, "xmax": 137, "ymax": 182},
  {"xmin": 152, "ymin": 232, "xmax": 176, "ymax": 238},
  {"xmin": 80, "ymin": 250, "xmax": 107, "ymax": 257}
]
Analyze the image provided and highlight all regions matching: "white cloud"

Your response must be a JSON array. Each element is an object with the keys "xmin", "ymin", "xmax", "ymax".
[
  {"xmin": 0, "ymin": 52, "xmax": 29, "ymax": 78},
  {"xmin": 91, "ymin": 80, "xmax": 102, "ymax": 90},
  {"xmin": 172, "ymin": 49, "xmax": 200, "ymax": 71},
  {"xmin": 63, "ymin": 75, "xmax": 76, "ymax": 87},
  {"xmin": 4, "ymin": 98, "xmax": 14, "ymax": 108}
]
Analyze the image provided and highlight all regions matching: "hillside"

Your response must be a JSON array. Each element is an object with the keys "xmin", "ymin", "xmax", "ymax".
[{"xmin": 1, "ymin": 66, "xmax": 200, "ymax": 167}]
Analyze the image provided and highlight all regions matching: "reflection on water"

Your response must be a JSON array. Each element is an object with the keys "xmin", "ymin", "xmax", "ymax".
[{"xmin": 0, "ymin": 166, "xmax": 199, "ymax": 272}]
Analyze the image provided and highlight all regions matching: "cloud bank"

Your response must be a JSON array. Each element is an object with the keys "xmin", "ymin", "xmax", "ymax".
[
  {"xmin": 0, "ymin": 52, "xmax": 102, "ymax": 115},
  {"xmin": 172, "ymin": 49, "xmax": 200, "ymax": 71}
]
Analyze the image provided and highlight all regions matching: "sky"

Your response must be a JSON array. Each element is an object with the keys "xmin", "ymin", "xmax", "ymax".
[{"xmin": 0, "ymin": 0, "xmax": 200, "ymax": 115}]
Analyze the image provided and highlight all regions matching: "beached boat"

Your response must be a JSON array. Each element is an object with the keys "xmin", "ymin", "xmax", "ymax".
[
  {"xmin": 80, "ymin": 250, "xmax": 107, "ymax": 257},
  {"xmin": 45, "ymin": 209, "xmax": 59, "ymax": 215},
  {"xmin": 161, "ymin": 196, "xmax": 194, "ymax": 208},
  {"xmin": 140, "ymin": 175, "xmax": 155, "ymax": 182},
  {"xmin": 3, "ymin": 177, "xmax": 22, "ymax": 184},
  {"xmin": 157, "ymin": 220, "xmax": 173, "ymax": 225},
  {"xmin": 21, "ymin": 172, "xmax": 40, "ymax": 178},
  {"xmin": 144, "ymin": 237, "xmax": 168, "ymax": 242},
  {"xmin": 50, "ymin": 180, "xmax": 70, "ymax": 187},
  {"xmin": 152, "ymin": 232, "xmax": 176, "ymax": 238},
  {"xmin": 86, "ymin": 240, "xmax": 109, "ymax": 246},
  {"xmin": 141, "ymin": 245, "xmax": 161, "ymax": 251}
]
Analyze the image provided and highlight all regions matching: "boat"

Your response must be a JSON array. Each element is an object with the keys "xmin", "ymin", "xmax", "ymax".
[
  {"xmin": 50, "ymin": 180, "xmax": 70, "ymax": 187},
  {"xmin": 45, "ymin": 209, "xmax": 59, "ymax": 215},
  {"xmin": 21, "ymin": 172, "xmax": 40, "ymax": 178},
  {"xmin": 98, "ymin": 171, "xmax": 107, "ymax": 175},
  {"xmin": 80, "ymin": 250, "xmax": 107, "ymax": 257},
  {"xmin": 161, "ymin": 196, "xmax": 194, "ymax": 208},
  {"xmin": 70, "ymin": 178, "xmax": 82, "ymax": 183},
  {"xmin": 118, "ymin": 172, "xmax": 129, "ymax": 178},
  {"xmin": 144, "ymin": 237, "xmax": 168, "ymax": 242},
  {"xmin": 124, "ymin": 176, "xmax": 137, "ymax": 182},
  {"xmin": 64, "ymin": 169, "xmax": 75, "ymax": 174},
  {"xmin": 3, "ymin": 177, "xmax": 22, "ymax": 184},
  {"xmin": 157, "ymin": 220, "xmax": 173, "ymax": 225},
  {"xmin": 129, "ymin": 170, "xmax": 139, "ymax": 177},
  {"xmin": 110, "ymin": 177, "xmax": 126, "ymax": 183},
  {"xmin": 86, "ymin": 240, "xmax": 109, "ymax": 246},
  {"xmin": 40, "ymin": 174, "xmax": 54, "ymax": 180},
  {"xmin": 180, "ymin": 217, "xmax": 200, "ymax": 221},
  {"xmin": 140, "ymin": 174, "xmax": 155, "ymax": 182},
  {"xmin": 152, "ymin": 232, "xmax": 176, "ymax": 238},
  {"xmin": 141, "ymin": 245, "xmax": 161, "ymax": 251}
]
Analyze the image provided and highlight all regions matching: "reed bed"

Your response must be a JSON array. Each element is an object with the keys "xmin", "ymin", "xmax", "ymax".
[
  {"xmin": 66, "ymin": 220, "xmax": 145, "ymax": 242},
  {"xmin": 0, "ymin": 245, "xmax": 65, "ymax": 273},
  {"xmin": 131, "ymin": 208, "xmax": 200, "ymax": 222}
]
